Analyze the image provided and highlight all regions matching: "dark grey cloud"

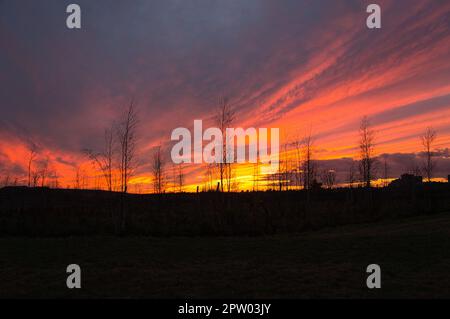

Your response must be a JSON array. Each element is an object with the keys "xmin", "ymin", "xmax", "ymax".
[{"xmin": 0, "ymin": 0, "xmax": 376, "ymax": 151}]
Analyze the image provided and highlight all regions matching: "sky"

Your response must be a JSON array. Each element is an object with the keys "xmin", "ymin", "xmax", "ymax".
[{"xmin": 0, "ymin": 0, "xmax": 450, "ymax": 191}]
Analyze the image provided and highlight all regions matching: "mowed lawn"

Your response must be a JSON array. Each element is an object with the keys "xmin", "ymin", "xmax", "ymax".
[{"xmin": 1, "ymin": 213, "xmax": 450, "ymax": 298}]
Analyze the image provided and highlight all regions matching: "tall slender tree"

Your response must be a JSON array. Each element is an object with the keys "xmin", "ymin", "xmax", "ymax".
[
  {"xmin": 302, "ymin": 130, "xmax": 315, "ymax": 190},
  {"xmin": 177, "ymin": 164, "xmax": 184, "ymax": 193},
  {"xmin": 117, "ymin": 101, "xmax": 139, "ymax": 193},
  {"xmin": 27, "ymin": 145, "xmax": 37, "ymax": 187},
  {"xmin": 39, "ymin": 156, "xmax": 50, "ymax": 187},
  {"xmin": 359, "ymin": 116, "xmax": 376, "ymax": 188},
  {"xmin": 421, "ymin": 127, "xmax": 437, "ymax": 182},
  {"xmin": 152, "ymin": 145, "xmax": 165, "ymax": 194},
  {"xmin": 215, "ymin": 96, "xmax": 235, "ymax": 192},
  {"xmin": 293, "ymin": 137, "xmax": 303, "ymax": 189},
  {"xmin": 382, "ymin": 154, "xmax": 389, "ymax": 187},
  {"xmin": 84, "ymin": 127, "xmax": 115, "ymax": 191}
]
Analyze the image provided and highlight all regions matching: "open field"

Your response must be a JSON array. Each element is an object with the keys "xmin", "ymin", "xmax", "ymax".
[{"xmin": 1, "ymin": 212, "xmax": 450, "ymax": 298}]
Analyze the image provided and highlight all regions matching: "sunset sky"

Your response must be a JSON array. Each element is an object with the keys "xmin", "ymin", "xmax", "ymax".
[{"xmin": 1, "ymin": 0, "xmax": 450, "ymax": 192}]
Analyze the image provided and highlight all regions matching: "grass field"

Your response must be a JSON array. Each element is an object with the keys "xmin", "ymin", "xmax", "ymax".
[{"xmin": 1, "ymin": 213, "xmax": 450, "ymax": 298}]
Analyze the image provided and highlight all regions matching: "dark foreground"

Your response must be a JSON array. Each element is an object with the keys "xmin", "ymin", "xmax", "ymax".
[
  {"xmin": 1, "ymin": 212, "xmax": 450, "ymax": 298},
  {"xmin": 2, "ymin": 184, "xmax": 450, "ymax": 236}
]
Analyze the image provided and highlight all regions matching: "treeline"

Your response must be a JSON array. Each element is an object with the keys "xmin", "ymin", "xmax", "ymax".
[
  {"xmin": 0, "ymin": 97, "xmax": 442, "ymax": 193},
  {"xmin": 1, "ymin": 183, "xmax": 449, "ymax": 237}
]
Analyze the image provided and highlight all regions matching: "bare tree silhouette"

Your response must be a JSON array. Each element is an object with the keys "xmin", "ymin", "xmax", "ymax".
[
  {"xmin": 281, "ymin": 141, "xmax": 290, "ymax": 191},
  {"xmin": 302, "ymin": 130, "xmax": 316, "ymax": 191},
  {"xmin": 421, "ymin": 127, "xmax": 437, "ymax": 182},
  {"xmin": 31, "ymin": 169, "xmax": 40, "ymax": 187},
  {"xmin": 117, "ymin": 101, "xmax": 138, "ymax": 193},
  {"xmin": 215, "ymin": 96, "xmax": 235, "ymax": 192},
  {"xmin": 224, "ymin": 158, "xmax": 234, "ymax": 192},
  {"xmin": 359, "ymin": 116, "xmax": 376, "ymax": 188},
  {"xmin": 205, "ymin": 163, "xmax": 215, "ymax": 191},
  {"xmin": 382, "ymin": 154, "xmax": 389, "ymax": 187},
  {"xmin": 117, "ymin": 102, "xmax": 138, "ymax": 235},
  {"xmin": 84, "ymin": 127, "xmax": 115, "ymax": 191},
  {"xmin": 292, "ymin": 137, "xmax": 303, "ymax": 189},
  {"xmin": 176, "ymin": 164, "xmax": 184, "ymax": 193},
  {"xmin": 27, "ymin": 145, "xmax": 38, "ymax": 187},
  {"xmin": 321, "ymin": 169, "xmax": 336, "ymax": 189},
  {"xmin": 74, "ymin": 165, "xmax": 87, "ymax": 189},
  {"xmin": 51, "ymin": 170, "xmax": 59, "ymax": 189},
  {"xmin": 152, "ymin": 145, "xmax": 166, "ymax": 194},
  {"xmin": 39, "ymin": 156, "xmax": 49, "ymax": 187}
]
